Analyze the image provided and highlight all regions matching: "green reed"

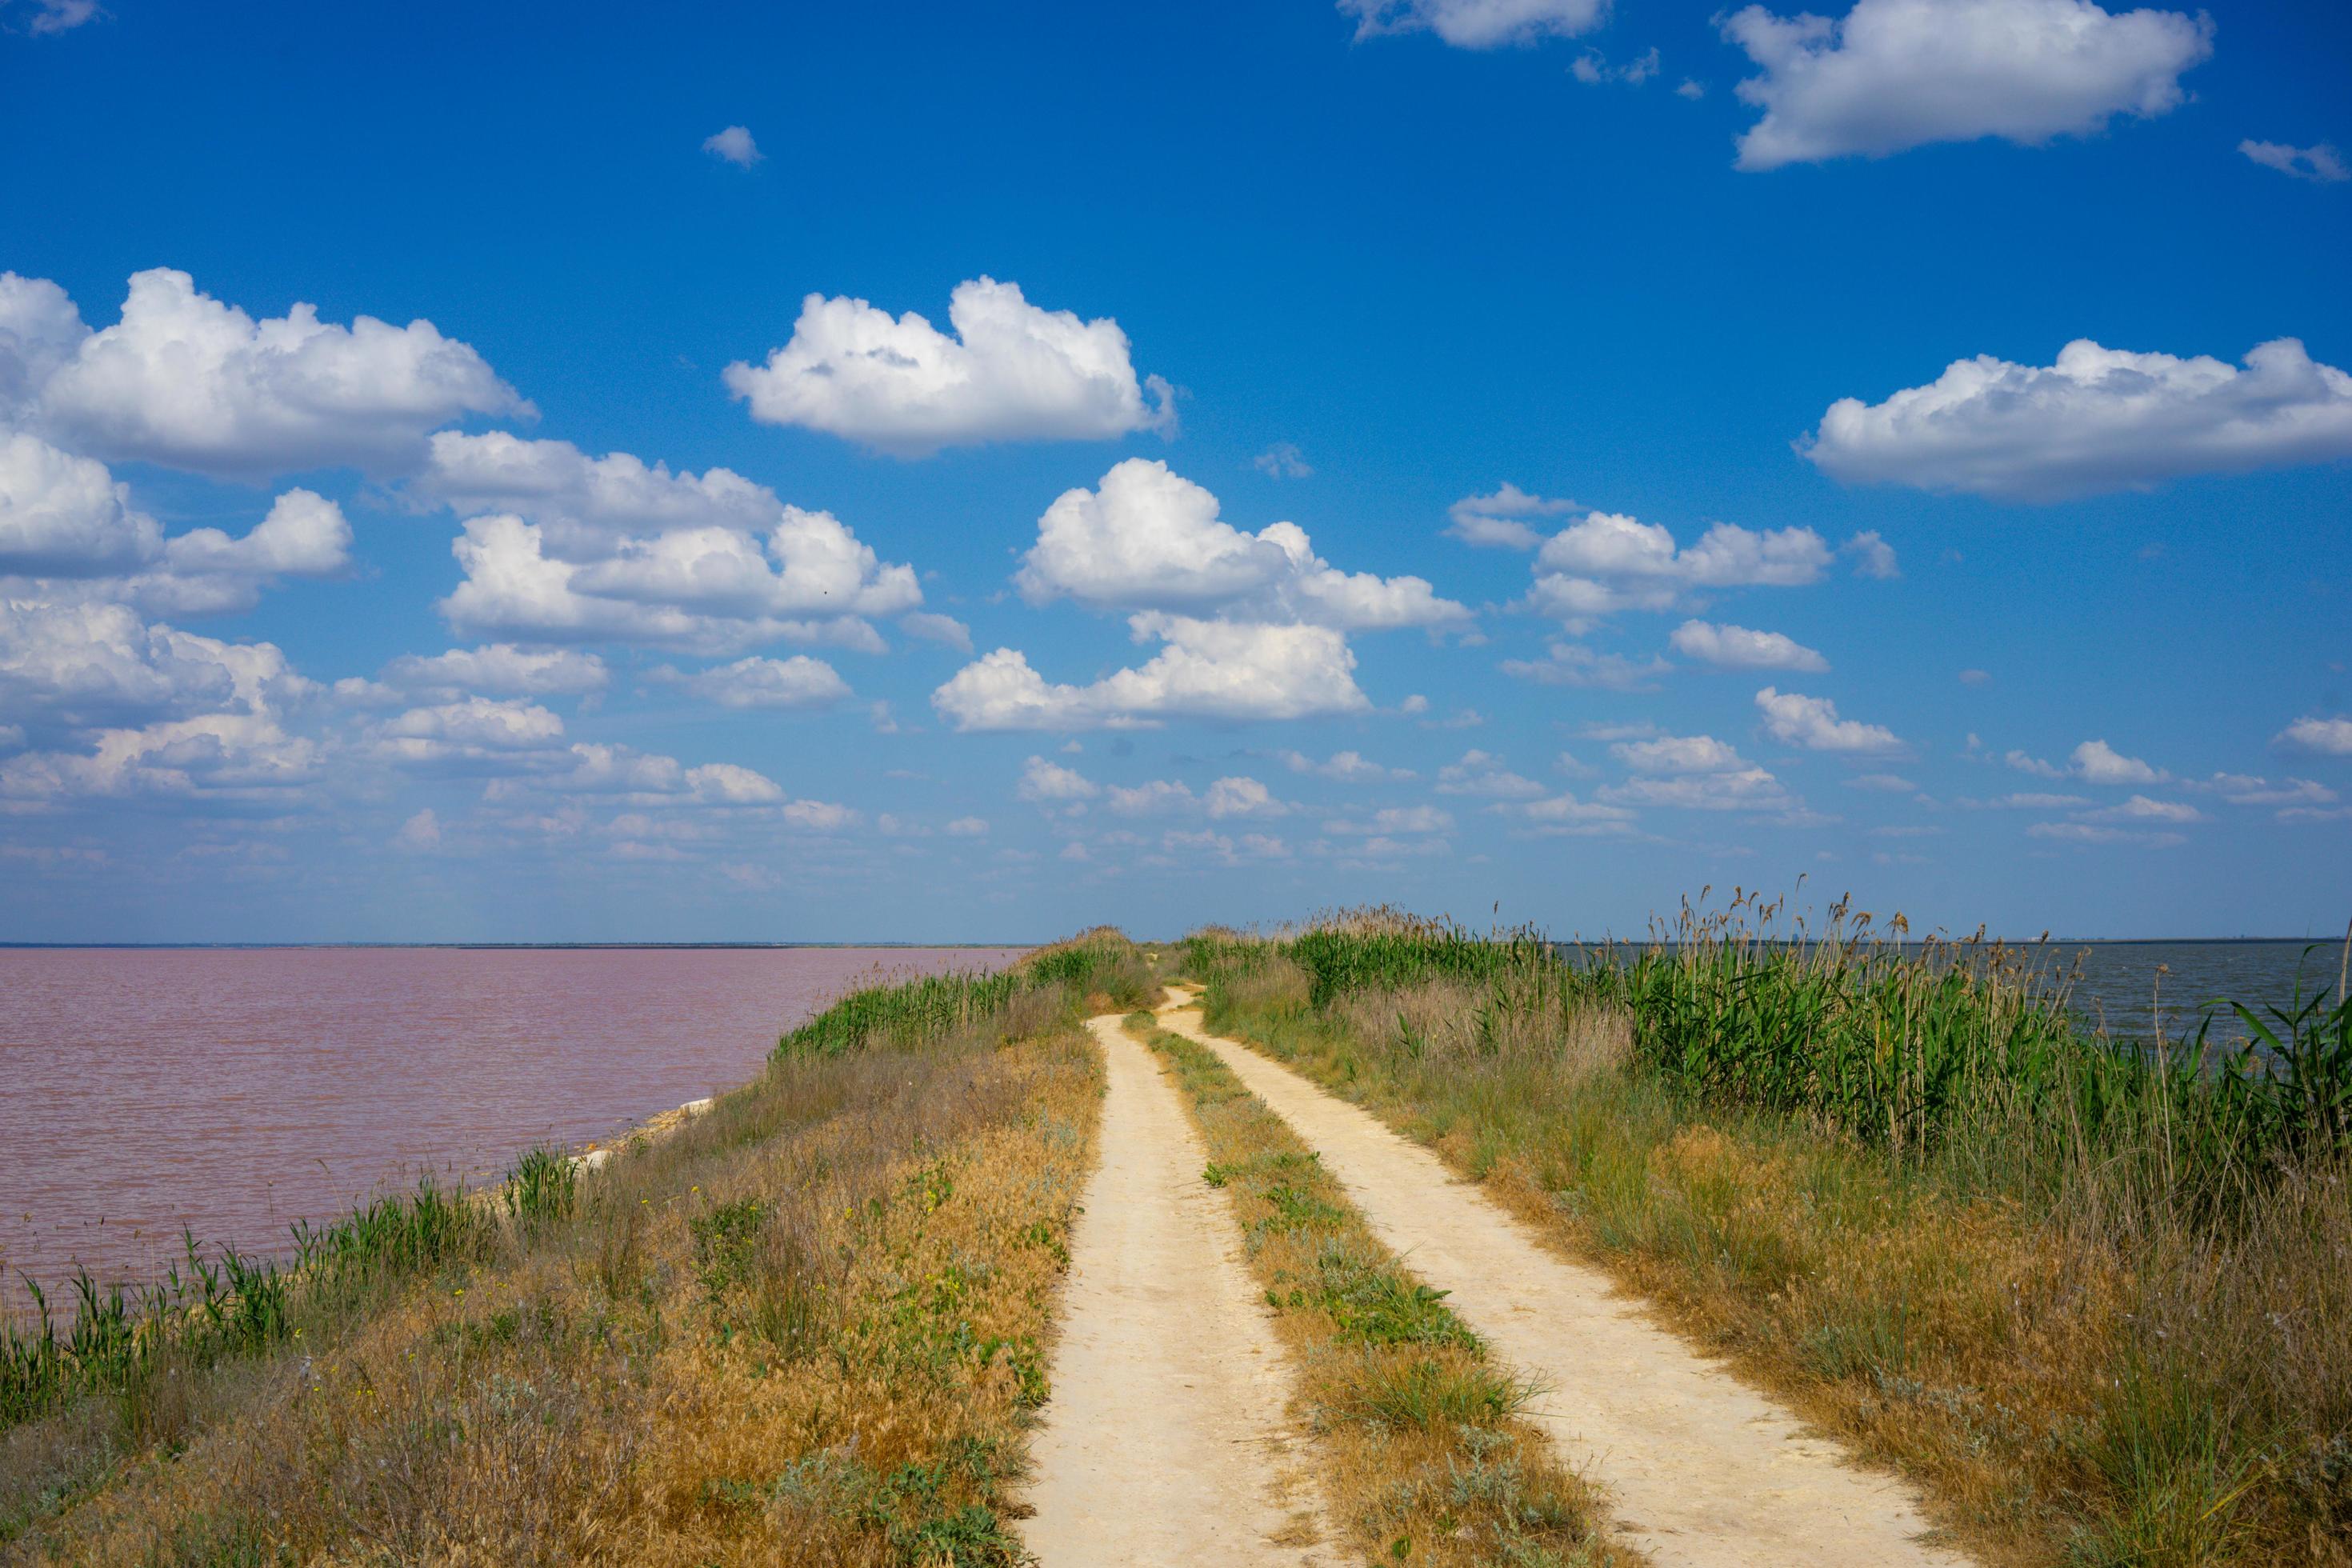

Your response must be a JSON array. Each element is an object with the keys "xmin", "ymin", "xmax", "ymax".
[
  {"xmin": 1612, "ymin": 893, "xmax": 2351, "ymax": 1194},
  {"xmin": 774, "ymin": 929, "xmax": 1152, "ymax": 1061},
  {"xmin": 6, "ymin": 1163, "xmax": 507, "ymax": 1430},
  {"xmin": 776, "ymin": 969, "xmax": 1026, "ymax": 1058},
  {"xmin": 2, "ymin": 1234, "xmax": 288, "ymax": 1430},
  {"xmin": 1243, "ymin": 894, "xmax": 2351, "ymax": 1189},
  {"xmin": 505, "ymin": 1145, "xmax": 580, "ymax": 1226}
]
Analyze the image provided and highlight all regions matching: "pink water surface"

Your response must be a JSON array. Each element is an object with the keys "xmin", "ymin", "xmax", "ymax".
[{"xmin": 0, "ymin": 946, "xmax": 1022, "ymax": 1308}]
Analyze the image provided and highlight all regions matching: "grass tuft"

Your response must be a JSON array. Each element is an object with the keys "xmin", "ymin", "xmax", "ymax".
[{"xmin": 1346, "ymin": 1352, "xmax": 1535, "ymax": 1431}]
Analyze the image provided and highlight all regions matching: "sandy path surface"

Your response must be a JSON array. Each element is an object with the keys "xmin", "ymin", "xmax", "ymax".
[
  {"xmin": 1018, "ymin": 1014, "xmax": 1334, "ymax": 1567},
  {"xmin": 1158, "ymin": 997, "xmax": 1972, "ymax": 1568}
]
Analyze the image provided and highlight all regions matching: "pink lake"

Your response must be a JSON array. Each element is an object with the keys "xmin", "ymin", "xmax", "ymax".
[{"xmin": 0, "ymin": 945, "xmax": 1024, "ymax": 1310}]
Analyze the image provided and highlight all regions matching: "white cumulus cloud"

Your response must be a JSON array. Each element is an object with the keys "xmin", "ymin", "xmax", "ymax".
[
  {"xmin": 22, "ymin": 269, "xmax": 524, "ymax": 478},
  {"xmin": 2078, "ymin": 794, "xmax": 2200, "ymax": 823},
  {"xmin": 702, "ymin": 126, "xmax": 762, "ymax": 166},
  {"xmin": 22, "ymin": 0, "xmax": 100, "ymax": 34},
  {"xmin": 724, "ymin": 278, "xmax": 1173, "ymax": 455},
  {"xmin": 1498, "ymin": 642, "xmax": 1670, "ymax": 689},
  {"xmin": 932, "ymin": 614, "xmax": 1370, "ymax": 732},
  {"xmin": 1014, "ymin": 458, "xmax": 1470, "ymax": 632},
  {"xmin": 0, "ymin": 274, "xmax": 92, "ymax": 418},
  {"xmin": 410, "ymin": 435, "xmax": 910, "ymax": 668},
  {"xmin": 2275, "ymin": 716, "xmax": 2352, "ymax": 756},
  {"xmin": 1720, "ymin": 0, "xmax": 2212, "ymax": 171},
  {"xmin": 1539, "ymin": 510, "xmax": 1832, "ymax": 586},
  {"xmin": 1339, "ymin": 0, "xmax": 1608, "ymax": 49},
  {"xmin": 1107, "ymin": 779, "xmax": 1196, "ymax": 817},
  {"xmin": 1279, "ymin": 748, "xmax": 1410, "ymax": 782},
  {"xmin": 1502, "ymin": 790, "xmax": 1639, "ymax": 834},
  {"xmin": 2188, "ymin": 773, "xmax": 2336, "ymax": 808},
  {"xmin": 2070, "ymin": 738, "xmax": 2166, "ymax": 783},
  {"xmin": 378, "ymin": 643, "xmax": 609, "ymax": 698},
  {"xmin": 477, "ymin": 742, "xmax": 835, "ymax": 824},
  {"xmin": 1613, "ymin": 733, "xmax": 1751, "ymax": 773},
  {"xmin": 655, "ymin": 655, "xmax": 851, "ymax": 710},
  {"xmin": 898, "ymin": 611, "xmax": 973, "ymax": 652},
  {"xmin": 1254, "ymin": 442, "xmax": 1313, "ymax": 478},
  {"xmin": 1, "ymin": 710, "xmax": 320, "ymax": 804},
  {"xmin": 438, "ymin": 510, "xmax": 915, "ymax": 654},
  {"xmin": 1805, "ymin": 338, "xmax": 2352, "ymax": 502},
  {"xmin": 1844, "ymin": 530, "xmax": 1899, "ymax": 578},
  {"xmin": 966, "ymin": 462, "xmax": 1462, "ymax": 730},
  {"xmin": 1328, "ymin": 805, "xmax": 1455, "ymax": 835},
  {"xmin": 1444, "ymin": 483, "xmax": 1581, "ymax": 550},
  {"xmin": 1205, "ymin": 776, "xmax": 1289, "ymax": 818},
  {"xmin": 0, "ymin": 441, "xmax": 351, "ymax": 618},
  {"xmin": 1975, "ymin": 790, "xmax": 2090, "ymax": 808},
  {"xmin": 1017, "ymin": 754, "xmax": 1098, "ymax": 802},
  {"xmin": 1599, "ymin": 767, "xmax": 1792, "ymax": 811},
  {"xmin": 0, "ymin": 430, "xmax": 161, "ymax": 576},
  {"xmin": 1571, "ymin": 46, "xmax": 1660, "ymax": 85},
  {"xmin": 1515, "ymin": 509, "xmax": 1874, "ymax": 632},
  {"xmin": 1755, "ymin": 686, "xmax": 1902, "ymax": 753},
  {"xmin": 1099, "ymin": 775, "xmax": 1290, "ymax": 820},
  {"xmin": 414, "ymin": 432, "xmax": 786, "ymax": 553},
  {"xmin": 2238, "ymin": 140, "xmax": 2349, "ymax": 184},
  {"xmin": 123, "ymin": 489, "xmax": 353, "ymax": 616},
  {"xmin": 1669, "ymin": 618, "xmax": 1829, "ymax": 672},
  {"xmin": 1436, "ymin": 750, "xmax": 1546, "ymax": 798},
  {"xmin": 374, "ymin": 697, "xmax": 566, "ymax": 761},
  {"xmin": 0, "ymin": 601, "xmax": 324, "ymax": 807},
  {"xmin": 160, "ymin": 488, "xmax": 350, "ymax": 582},
  {"xmin": 0, "ymin": 599, "xmax": 314, "ymax": 727},
  {"xmin": 2027, "ymin": 821, "xmax": 2186, "ymax": 848}
]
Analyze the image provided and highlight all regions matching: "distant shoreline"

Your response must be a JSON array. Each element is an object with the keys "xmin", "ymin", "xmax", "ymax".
[
  {"xmin": 0, "ymin": 941, "xmax": 1041, "ymax": 951},
  {"xmin": 1553, "ymin": 934, "xmax": 2341, "ymax": 948},
  {"xmin": 0, "ymin": 935, "xmax": 2333, "ymax": 950}
]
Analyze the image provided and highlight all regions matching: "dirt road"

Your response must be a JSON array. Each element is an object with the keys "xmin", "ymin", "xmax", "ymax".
[
  {"xmin": 1156, "ymin": 996, "xmax": 1970, "ymax": 1568},
  {"xmin": 1018, "ymin": 1014, "xmax": 1333, "ymax": 1566}
]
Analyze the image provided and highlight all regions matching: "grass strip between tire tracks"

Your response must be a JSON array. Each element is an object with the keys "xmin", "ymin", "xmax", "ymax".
[{"xmin": 1124, "ymin": 1009, "xmax": 1638, "ymax": 1568}]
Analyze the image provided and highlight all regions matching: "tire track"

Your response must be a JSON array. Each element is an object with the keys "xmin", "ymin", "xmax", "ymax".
[{"xmin": 1018, "ymin": 1014, "xmax": 1334, "ymax": 1566}]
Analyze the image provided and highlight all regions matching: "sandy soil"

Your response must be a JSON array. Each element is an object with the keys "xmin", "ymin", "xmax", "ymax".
[
  {"xmin": 1018, "ymin": 1014, "xmax": 1334, "ymax": 1567},
  {"xmin": 1158, "ymin": 996, "xmax": 1974, "ymax": 1568}
]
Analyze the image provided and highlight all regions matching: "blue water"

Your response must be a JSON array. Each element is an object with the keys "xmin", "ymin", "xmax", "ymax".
[{"xmin": 2056, "ymin": 940, "xmax": 2346, "ymax": 1044}]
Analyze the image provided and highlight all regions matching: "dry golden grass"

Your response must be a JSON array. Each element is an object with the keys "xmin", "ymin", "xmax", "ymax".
[
  {"xmin": 5, "ymin": 1014, "xmax": 1102, "ymax": 1564},
  {"xmin": 1125, "ymin": 1010, "xmax": 1636, "ymax": 1568},
  {"xmin": 1197, "ymin": 954, "xmax": 2352, "ymax": 1568}
]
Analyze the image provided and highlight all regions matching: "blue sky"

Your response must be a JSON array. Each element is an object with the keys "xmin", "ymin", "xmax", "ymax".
[{"xmin": 2, "ymin": 0, "xmax": 2346, "ymax": 943}]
